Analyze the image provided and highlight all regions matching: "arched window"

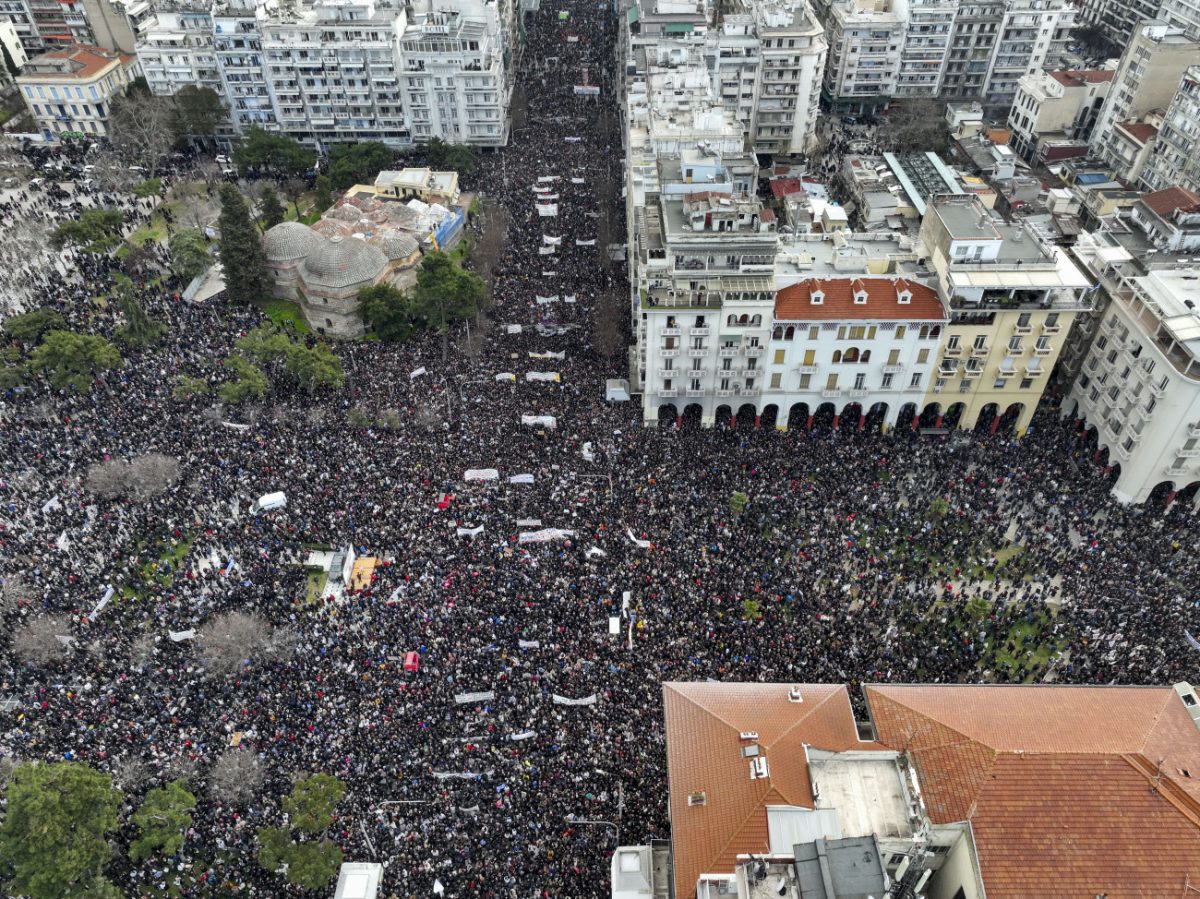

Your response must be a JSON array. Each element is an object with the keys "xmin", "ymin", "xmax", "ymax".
[
  {"xmin": 930, "ymin": 325, "xmax": 941, "ymax": 339},
  {"xmin": 773, "ymin": 326, "xmax": 784, "ymax": 340},
  {"xmin": 751, "ymin": 314, "xmax": 762, "ymax": 326},
  {"xmin": 785, "ymin": 326, "xmax": 795, "ymax": 341},
  {"xmin": 728, "ymin": 314, "xmax": 737, "ymax": 326},
  {"xmin": 844, "ymin": 347, "xmax": 860, "ymax": 363},
  {"xmin": 919, "ymin": 325, "xmax": 930, "ymax": 340},
  {"xmin": 861, "ymin": 349, "xmax": 871, "ymax": 362},
  {"xmin": 739, "ymin": 314, "xmax": 749, "ymax": 325},
  {"xmin": 832, "ymin": 350, "xmax": 842, "ymax": 364}
]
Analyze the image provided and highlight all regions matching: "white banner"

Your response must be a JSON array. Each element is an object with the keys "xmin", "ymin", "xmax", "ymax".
[
  {"xmin": 609, "ymin": 617, "xmax": 621, "ymax": 635},
  {"xmin": 456, "ymin": 525, "xmax": 484, "ymax": 538},
  {"xmin": 89, "ymin": 586, "xmax": 114, "ymax": 620},
  {"xmin": 575, "ymin": 239, "xmax": 596, "ymax": 246},
  {"xmin": 521, "ymin": 415, "xmax": 557, "ymax": 428},
  {"xmin": 533, "ymin": 185, "xmax": 553, "ymax": 193},
  {"xmin": 169, "ymin": 629, "xmax": 196, "ymax": 642},
  {"xmin": 573, "ymin": 86, "xmax": 601, "ymax": 96},
  {"xmin": 506, "ymin": 324, "xmax": 523, "ymax": 334},
  {"xmin": 529, "ymin": 351, "xmax": 566, "ymax": 360},
  {"xmin": 519, "ymin": 528, "xmax": 576, "ymax": 544},
  {"xmin": 409, "ymin": 366, "xmax": 427, "ymax": 380},
  {"xmin": 509, "ymin": 730, "xmax": 537, "ymax": 741},
  {"xmin": 454, "ymin": 691, "xmax": 496, "ymax": 704},
  {"xmin": 509, "ymin": 474, "xmax": 535, "ymax": 484},
  {"xmin": 586, "ymin": 546, "xmax": 607, "ymax": 558},
  {"xmin": 518, "ymin": 639, "xmax": 541, "ymax": 649},
  {"xmin": 495, "ymin": 372, "xmax": 516, "ymax": 382},
  {"xmin": 570, "ymin": 178, "xmax": 586, "ymax": 184},
  {"xmin": 552, "ymin": 693, "xmax": 598, "ymax": 706},
  {"xmin": 537, "ymin": 176, "xmax": 560, "ymax": 182},
  {"xmin": 627, "ymin": 529, "xmax": 652, "ymax": 549},
  {"xmin": 55, "ymin": 531, "xmax": 70, "ymax": 551},
  {"xmin": 565, "ymin": 295, "xmax": 576, "ymax": 304},
  {"xmin": 516, "ymin": 518, "xmax": 542, "ymax": 527},
  {"xmin": 536, "ymin": 294, "xmax": 560, "ymax": 305},
  {"xmin": 432, "ymin": 772, "xmax": 489, "ymax": 780},
  {"xmin": 538, "ymin": 246, "xmax": 556, "ymax": 255},
  {"xmin": 582, "ymin": 442, "xmax": 595, "ymax": 462},
  {"xmin": 464, "ymin": 468, "xmax": 500, "ymax": 481},
  {"xmin": 536, "ymin": 204, "xmax": 559, "ymax": 217},
  {"xmin": 1186, "ymin": 630, "xmax": 1200, "ymax": 652},
  {"xmin": 525, "ymin": 372, "xmax": 560, "ymax": 382},
  {"xmin": 221, "ymin": 421, "xmax": 251, "ymax": 431},
  {"xmin": 543, "ymin": 235, "xmax": 562, "ymax": 246},
  {"xmin": 41, "ymin": 496, "xmax": 61, "ymax": 514}
]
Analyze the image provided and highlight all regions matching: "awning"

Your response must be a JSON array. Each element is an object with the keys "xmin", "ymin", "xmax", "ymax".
[
  {"xmin": 664, "ymin": 22, "xmax": 693, "ymax": 32},
  {"xmin": 626, "ymin": 6, "xmax": 638, "ymax": 21}
]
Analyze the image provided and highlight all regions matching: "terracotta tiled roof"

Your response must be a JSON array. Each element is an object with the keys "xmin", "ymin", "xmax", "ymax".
[
  {"xmin": 774, "ymin": 277, "xmax": 946, "ymax": 322},
  {"xmin": 867, "ymin": 684, "xmax": 1200, "ymax": 898},
  {"xmin": 1141, "ymin": 186, "xmax": 1200, "ymax": 219},
  {"xmin": 663, "ymin": 683, "xmax": 871, "ymax": 899},
  {"xmin": 1115, "ymin": 121, "xmax": 1158, "ymax": 144},
  {"xmin": 1047, "ymin": 69, "xmax": 1115, "ymax": 87},
  {"xmin": 769, "ymin": 177, "xmax": 804, "ymax": 200},
  {"xmin": 23, "ymin": 44, "xmax": 132, "ymax": 80}
]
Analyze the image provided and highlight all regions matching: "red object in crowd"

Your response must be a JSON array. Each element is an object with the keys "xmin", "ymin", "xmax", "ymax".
[{"xmin": 404, "ymin": 651, "xmax": 420, "ymax": 673}]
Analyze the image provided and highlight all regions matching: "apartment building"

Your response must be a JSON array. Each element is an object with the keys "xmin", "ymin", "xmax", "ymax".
[
  {"xmin": 0, "ymin": 20, "xmax": 27, "ymax": 82},
  {"xmin": 895, "ymin": 0, "xmax": 955, "ymax": 98},
  {"xmin": 211, "ymin": 0, "xmax": 274, "ymax": 131},
  {"xmin": 262, "ymin": 0, "xmax": 408, "ymax": 149},
  {"xmin": 918, "ymin": 194, "xmax": 1091, "ymax": 436},
  {"xmin": 1092, "ymin": 22, "xmax": 1200, "ymax": 176},
  {"xmin": 137, "ymin": 3, "xmax": 221, "ymax": 98},
  {"xmin": 1007, "ymin": 68, "xmax": 1113, "ymax": 162},
  {"xmin": 749, "ymin": 0, "xmax": 826, "ymax": 154},
  {"xmin": 814, "ymin": 0, "xmax": 907, "ymax": 113},
  {"xmin": 17, "ymin": 43, "xmax": 139, "ymax": 139},
  {"xmin": 980, "ymin": 0, "xmax": 1075, "ymax": 116},
  {"xmin": 1140, "ymin": 65, "xmax": 1200, "ymax": 195},
  {"xmin": 940, "ymin": 0, "xmax": 1003, "ymax": 101},
  {"xmin": 396, "ymin": 0, "xmax": 515, "ymax": 147},
  {"xmin": 706, "ymin": 15, "xmax": 759, "ymax": 143},
  {"xmin": 1157, "ymin": 0, "xmax": 1200, "ymax": 34}
]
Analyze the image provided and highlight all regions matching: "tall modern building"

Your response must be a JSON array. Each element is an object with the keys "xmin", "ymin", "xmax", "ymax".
[
  {"xmin": 1140, "ymin": 65, "xmax": 1200, "ymax": 194},
  {"xmin": 895, "ymin": 0, "xmax": 955, "ymax": 97},
  {"xmin": 812, "ymin": 0, "xmax": 907, "ymax": 114},
  {"xmin": 979, "ymin": 0, "xmax": 1074, "ymax": 115},
  {"xmin": 1080, "ymin": 0, "xmax": 1200, "ymax": 47},
  {"xmin": 941, "ymin": 0, "xmax": 1004, "ymax": 101},
  {"xmin": 1092, "ymin": 23, "xmax": 1200, "ymax": 178},
  {"xmin": 137, "ymin": 2, "xmax": 221, "ymax": 98}
]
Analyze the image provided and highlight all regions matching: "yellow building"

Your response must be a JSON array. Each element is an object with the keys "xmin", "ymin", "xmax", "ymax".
[
  {"xmin": 917, "ymin": 194, "xmax": 1092, "ymax": 436},
  {"xmin": 17, "ymin": 44, "xmax": 140, "ymax": 141}
]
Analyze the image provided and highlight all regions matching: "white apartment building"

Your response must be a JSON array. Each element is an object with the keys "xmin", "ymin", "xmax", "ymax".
[
  {"xmin": 0, "ymin": 20, "xmax": 27, "ymax": 83},
  {"xmin": 750, "ymin": 0, "xmax": 826, "ymax": 154},
  {"xmin": 814, "ymin": 0, "xmax": 907, "ymax": 113},
  {"xmin": 940, "ymin": 0, "xmax": 1003, "ymax": 101},
  {"xmin": 1007, "ymin": 69, "xmax": 1113, "ymax": 162},
  {"xmin": 707, "ymin": 15, "xmax": 759, "ymax": 143},
  {"xmin": 1140, "ymin": 66, "xmax": 1200, "ymax": 195},
  {"xmin": 1067, "ymin": 266, "xmax": 1200, "ymax": 506},
  {"xmin": 980, "ymin": 0, "xmax": 1075, "ymax": 115},
  {"xmin": 1092, "ymin": 22, "xmax": 1200, "ymax": 177},
  {"xmin": 895, "ymin": 0, "xmax": 955, "ymax": 97},
  {"xmin": 396, "ymin": 0, "xmax": 514, "ymax": 147},
  {"xmin": 212, "ymin": 0, "xmax": 275, "ymax": 130},
  {"xmin": 137, "ymin": 3, "xmax": 221, "ymax": 98},
  {"xmin": 263, "ymin": 0, "xmax": 408, "ymax": 149}
]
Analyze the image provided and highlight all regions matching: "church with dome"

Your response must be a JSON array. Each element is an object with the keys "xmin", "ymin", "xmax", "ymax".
[{"xmin": 262, "ymin": 195, "xmax": 431, "ymax": 338}]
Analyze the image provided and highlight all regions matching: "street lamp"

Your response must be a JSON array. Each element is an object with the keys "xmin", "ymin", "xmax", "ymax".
[{"xmin": 564, "ymin": 816, "xmax": 620, "ymax": 845}]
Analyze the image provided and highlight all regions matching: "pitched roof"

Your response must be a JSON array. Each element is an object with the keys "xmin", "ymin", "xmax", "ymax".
[
  {"xmin": 774, "ymin": 277, "xmax": 946, "ymax": 322},
  {"xmin": 1115, "ymin": 121, "xmax": 1158, "ymax": 144},
  {"xmin": 1141, "ymin": 186, "xmax": 1200, "ymax": 219},
  {"xmin": 1048, "ymin": 69, "xmax": 1115, "ymax": 87},
  {"xmin": 866, "ymin": 684, "xmax": 1200, "ymax": 899},
  {"xmin": 663, "ymin": 683, "xmax": 869, "ymax": 899},
  {"xmin": 21, "ymin": 44, "xmax": 133, "ymax": 80},
  {"xmin": 769, "ymin": 177, "xmax": 804, "ymax": 200}
]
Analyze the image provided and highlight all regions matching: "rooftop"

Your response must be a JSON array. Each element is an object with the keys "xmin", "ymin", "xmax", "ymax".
[
  {"xmin": 1114, "ymin": 121, "xmax": 1158, "ymax": 144},
  {"xmin": 19, "ymin": 44, "xmax": 135, "ymax": 80},
  {"xmin": 866, "ymin": 683, "xmax": 1200, "ymax": 899},
  {"xmin": 774, "ymin": 277, "xmax": 946, "ymax": 322},
  {"xmin": 1047, "ymin": 68, "xmax": 1115, "ymax": 87},
  {"xmin": 1141, "ymin": 186, "xmax": 1200, "ymax": 219}
]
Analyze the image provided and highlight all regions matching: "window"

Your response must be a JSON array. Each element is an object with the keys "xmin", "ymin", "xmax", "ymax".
[
  {"xmin": 895, "ymin": 325, "xmax": 906, "ymax": 339},
  {"xmin": 1008, "ymin": 336, "xmax": 1022, "ymax": 352},
  {"xmin": 1017, "ymin": 312, "xmax": 1031, "ymax": 327},
  {"xmin": 910, "ymin": 373, "xmax": 922, "ymax": 388},
  {"xmin": 799, "ymin": 374, "xmax": 811, "ymax": 389},
  {"xmin": 808, "ymin": 326, "xmax": 819, "ymax": 340},
  {"xmin": 1035, "ymin": 336, "xmax": 1050, "ymax": 350},
  {"xmin": 1020, "ymin": 378, "xmax": 1033, "ymax": 389},
  {"xmin": 849, "ymin": 326, "xmax": 866, "ymax": 340},
  {"xmin": 854, "ymin": 373, "xmax": 866, "ymax": 389},
  {"xmin": 947, "ymin": 335, "xmax": 960, "ymax": 349},
  {"xmin": 888, "ymin": 349, "xmax": 900, "ymax": 365},
  {"xmin": 973, "ymin": 335, "xmax": 987, "ymax": 350},
  {"xmin": 832, "ymin": 350, "xmax": 842, "ymax": 363},
  {"xmin": 663, "ymin": 379, "xmax": 672, "ymax": 390},
  {"xmin": 881, "ymin": 373, "xmax": 893, "ymax": 389},
  {"xmin": 994, "ymin": 378, "xmax": 1007, "ymax": 389},
  {"xmin": 770, "ymin": 373, "xmax": 781, "ymax": 389},
  {"xmin": 917, "ymin": 349, "xmax": 929, "ymax": 364},
  {"xmin": 959, "ymin": 379, "xmax": 972, "ymax": 392},
  {"xmin": 826, "ymin": 373, "xmax": 839, "ymax": 390},
  {"xmin": 773, "ymin": 349, "xmax": 786, "ymax": 364}
]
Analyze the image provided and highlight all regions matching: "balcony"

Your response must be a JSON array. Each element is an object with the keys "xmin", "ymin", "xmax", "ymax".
[
  {"xmin": 690, "ymin": 327, "xmax": 710, "ymax": 337},
  {"xmin": 1013, "ymin": 323, "xmax": 1032, "ymax": 335},
  {"xmin": 849, "ymin": 388, "xmax": 869, "ymax": 398},
  {"xmin": 944, "ymin": 346, "xmax": 962, "ymax": 357},
  {"xmin": 1025, "ymin": 363, "xmax": 1044, "ymax": 376},
  {"xmin": 738, "ymin": 386, "xmax": 762, "ymax": 397},
  {"xmin": 660, "ymin": 388, "xmax": 678, "ymax": 398},
  {"xmin": 971, "ymin": 345, "xmax": 989, "ymax": 358},
  {"xmin": 743, "ymin": 346, "xmax": 764, "ymax": 357},
  {"xmin": 719, "ymin": 347, "xmax": 741, "ymax": 358},
  {"xmin": 882, "ymin": 363, "xmax": 905, "ymax": 373},
  {"xmin": 1177, "ymin": 447, "xmax": 1200, "ymax": 459},
  {"xmin": 822, "ymin": 388, "xmax": 843, "ymax": 398},
  {"xmin": 716, "ymin": 388, "xmax": 736, "ymax": 397},
  {"xmin": 963, "ymin": 367, "xmax": 983, "ymax": 379},
  {"xmin": 1033, "ymin": 346, "xmax": 1052, "ymax": 357},
  {"xmin": 661, "ymin": 349, "xmax": 680, "ymax": 358},
  {"xmin": 796, "ymin": 364, "xmax": 819, "ymax": 374},
  {"xmin": 687, "ymin": 348, "xmax": 708, "ymax": 358},
  {"xmin": 686, "ymin": 388, "xmax": 706, "ymax": 397},
  {"xmin": 661, "ymin": 327, "xmax": 681, "ymax": 337},
  {"xmin": 659, "ymin": 370, "xmax": 678, "ymax": 379},
  {"xmin": 1150, "ymin": 381, "xmax": 1168, "ymax": 398},
  {"xmin": 1042, "ymin": 322, "xmax": 1061, "ymax": 335},
  {"xmin": 1189, "ymin": 423, "xmax": 1200, "ymax": 437}
]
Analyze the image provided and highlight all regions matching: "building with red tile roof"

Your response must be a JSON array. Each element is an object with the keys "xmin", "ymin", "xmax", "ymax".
[
  {"xmin": 774, "ymin": 276, "xmax": 945, "ymax": 322},
  {"xmin": 16, "ymin": 44, "xmax": 140, "ymax": 140}
]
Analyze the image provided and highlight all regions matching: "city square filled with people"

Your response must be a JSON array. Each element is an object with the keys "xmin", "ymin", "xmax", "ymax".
[{"xmin": 1, "ymin": 3, "xmax": 1199, "ymax": 898}]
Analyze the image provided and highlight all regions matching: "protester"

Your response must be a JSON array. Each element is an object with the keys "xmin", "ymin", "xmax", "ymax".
[{"xmin": 0, "ymin": 3, "xmax": 1197, "ymax": 897}]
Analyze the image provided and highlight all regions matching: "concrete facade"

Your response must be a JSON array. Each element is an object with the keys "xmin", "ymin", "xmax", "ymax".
[
  {"xmin": 1140, "ymin": 66, "xmax": 1200, "ymax": 195},
  {"xmin": 1007, "ymin": 69, "xmax": 1112, "ymax": 163},
  {"xmin": 17, "ymin": 43, "xmax": 139, "ymax": 138}
]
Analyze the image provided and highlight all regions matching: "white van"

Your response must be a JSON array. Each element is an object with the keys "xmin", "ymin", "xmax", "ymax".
[{"xmin": 249, "ymin": 491, "xmax": 287, "ymax": 514}]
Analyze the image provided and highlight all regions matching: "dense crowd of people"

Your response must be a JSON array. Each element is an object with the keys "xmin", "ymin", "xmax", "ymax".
[{"xmin": 1, "ymin": 2, "xmax": 1198, "ymax": 897}]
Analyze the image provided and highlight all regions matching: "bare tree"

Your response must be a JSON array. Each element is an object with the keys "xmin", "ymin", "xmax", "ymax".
[
  {"xmin": 108, "ymin": 93, "xmax": 177, "ymax": 179},
  {"xmin": 9, "ymin": 614, "xmax": 73, "ymax": 665},
  {"xmin": 196, "ymin": 611, "xmax": 272, "ymax": 676},
  {"xmin": 306, "ymin": 407, "xmax": 328, "ymax": 428},
  {"xmin": 201, "ymin": 404, "xmax": 226, "ymax": 425},
  {"xmin": 86, "ymin": 453, "xmax": 182, "ymax": 500},
  {"xmin": 111, "ymin": 755, "xmax": 150, "ymax": 791},
  {"xmin": 414, "ymin": 406, "xmax": 443, "ymax": 432},
  {"xmin": 208, "ymin": 749, "xmax": 266, "ymax": 805},
  {"xmin": 166, "ymin": 755, "xmax": 200, "ymax": 785},
  {"xmin": 377, "ymin": 408, "xmax": 403, "ymax": 431},
  {"xmin": 0, "ymin": 754, "xmax": 20, "ymax": 791}
]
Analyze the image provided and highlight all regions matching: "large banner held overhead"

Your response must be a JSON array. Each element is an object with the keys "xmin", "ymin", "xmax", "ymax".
[
  {"xmin": 552, "ymin": 694, "xmax": 599, "ymax": 706},
  {"xmin": 454, "ymin": 691, "xmax": 496, "ymax": 704},
  {"xmin": 464, "ymin": 468, "xmax": 500, "ymax": 481},
  {"xmin": 519, "ymin": 528, "xmax": 576, "ymax": 544}
]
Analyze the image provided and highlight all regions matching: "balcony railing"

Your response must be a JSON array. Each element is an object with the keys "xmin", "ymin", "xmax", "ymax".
[
  {"xmin": 690, "ymin": 327, "xmax": 710, "ymax": 337},
  {"xmin": 882, "ymin": 363, "xmax": 905, "ymax": 373},
  {"xmin": 743, "ymin": 346, "xmax": 764, "ymax": 357},
  {"xmin": 971, "ymin": 345, "xmax": 989, "ymax": 357},
  {"xmin": 821, "ymin": 388, "xmax": 843, "ymax": 398},
  {"xmin": 661, "ymin": 349, "xmax": 680, "ymax": 358},
  {"xmin": 944, "ymin": 346, "xmax": 963, "ymax": 357},
  {"xmin": 660, "ymin": 388, "xmax": 678, "ymax": 398},
  {"xmin": 661, "ymin": 327, "xmax": 681, "ymax": 337},
  {"xmin": 963, "ymin": 367, "xmax": 983, "ymax": 378},
  {"xmin": 796, "ymin": 364, "xmax": 819, "ymax": 374},
  {"xmin": 687, "ymin": 348, "xmax": 708, "ymax": 358},
  {"xmin": 719, "ymin": 347, "xmax": 741, "ymax": 358}
]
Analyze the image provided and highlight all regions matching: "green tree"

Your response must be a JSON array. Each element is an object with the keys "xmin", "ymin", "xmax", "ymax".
[
  {"xmin": 283, "ymin": 774, "xmax": 346, "ymax": 835},
  {"xmin": 413, "ymin": 250, "xmax": 484, "ymax": 331},
  {"xmin": 218, "ymin": 355, "xmax": 269, "ymax": 404},
  {"xmin": 0, "ymin": 761, "xmax": 121, "ymax": 899},
  {"xmin": 171, "ymin": 85, "xmax": 227, "ymax": 145},
  {"xmin": 327, "ymin": 141, "xmax": 394, "ymax": 190},
  {"xmin": 965, "ymin": 595, "xmax": 991, "ymax": 624},
  {"xmin": 729, "ymin": 491, "xmax": 750, "ymax": 516},
  {"xmin": 2, "ymin": 308, "xmax": 66, "ymax": 344},
  {"xmin": 132, "ymin": 178, "xmax": 162, "ymax": 199},
  {"xmin": 888, "ymin": 99, "xmax": 950, "ymax": 153},
  {"xmin": 168, "ymin": 228, "xmax": 212, "ymax": 285},
  {"xmin": 115, "ymin": 290, "xmax": 164, "ymax": 348},
  {"xmin": 130, "ymin": 780, "xmax": 196, "ymax": 861},
  {"xmin": 285, "ymin": 839, "xmax": 343, "ymax": 889},
  {"xmin": 312, "ymin": 175, "xmax": 333, "ymax": 215},
  {"xmin": 358, "ymin": 283, "xmax": 416, "ymax": 342},
  {"xmin": 256, "ymin": 826, "xmax": 291, "ymax": 872},
  {"xmin": 29, "ymin": 330, "xmax": 122, "ymax": 391},
  {"xmin": 233, "ymin": 127, "xmax": 315, "ymax": 177},
  {"xmin": 260, "ymin": 190, "xmax": 285, "ymax": 230},
  {"xmin": 235, "ymin": 325, "xmax": 343, "ymax": 392},
  {"xmin": 217, "ymin": 184, "xmax": 273, "ymax": 304},
  {"xmin": 741, "ymin": 598, "xmax": 762, "ymax": 621},
  {"xmin": 172, "ymin": 374, "xmax": 209, "ymax": 400},
  {"xmin": 50, "ymin": 208, "xmax": 127, "ymax": 255},
  {"xmin": 424, "ymin": 137, "xmax": 479, "ymax": 174}
]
